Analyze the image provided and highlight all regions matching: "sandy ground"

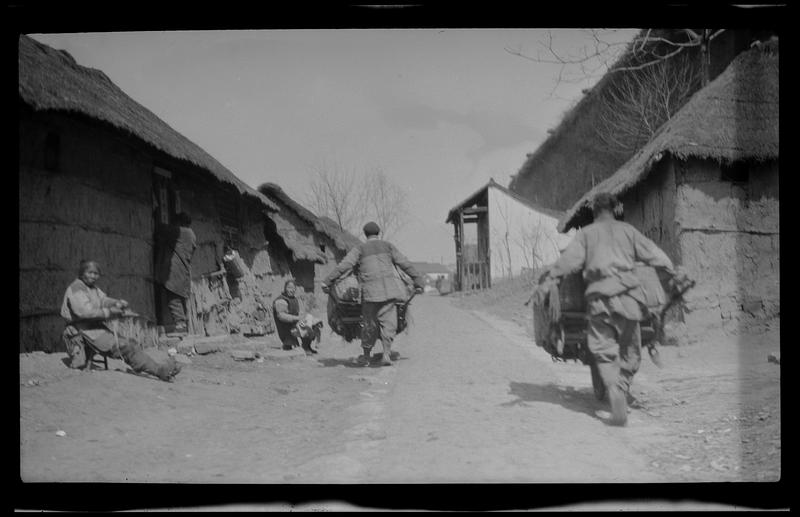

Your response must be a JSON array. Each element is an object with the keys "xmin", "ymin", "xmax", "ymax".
[{"xmin": 19, "ymin": 292, "xmax": 782, "ymax": 508}]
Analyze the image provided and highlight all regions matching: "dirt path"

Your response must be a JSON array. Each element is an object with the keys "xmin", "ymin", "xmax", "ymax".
[{"xmin": 19, "ymin": 294, "xmax": 780, "ymax": 486}]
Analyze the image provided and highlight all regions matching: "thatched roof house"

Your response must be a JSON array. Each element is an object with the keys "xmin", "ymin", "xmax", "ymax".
[
  {"xmin": 508, "ymin": 29, "xmax": 771, "ymax": 213},
  {"xmin": 256, "ymin": 183, "xmax": 362, "ymax": 293},
  {"xmin": 560, "ymin": 40, "xmax": 780, "ymax": 338},
  {"xmin": 315, "ymin": 216, "xmax": 363, "ymax": 253},
  {"xmin": 257, "ymin": 183, "xmax": 359, "ymax": 260},
  {"xmin": 19, "ymin": 35, "xmax": 284, "ymax": 349},
  {"xmin": 560, "ymin": 39, "xmax": 779, "ymax": 232},
  {"xmin": 18, "ymin": 35, "xmax": 277, "ymax": 213}
]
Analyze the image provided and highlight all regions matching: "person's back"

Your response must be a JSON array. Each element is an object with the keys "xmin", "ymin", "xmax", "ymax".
[
  {"xmin": 547, "ymin": 193, "xmax": 675, "ymax": 426},
  {"xmin": 355, "ymin": 237, "xmax": 415, "ymax": 303},
  {"xmin": 323, "ymin": 222, "xmax": 424, "ymax": 366}
]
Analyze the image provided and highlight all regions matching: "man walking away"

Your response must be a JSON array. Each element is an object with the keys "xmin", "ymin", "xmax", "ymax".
[
  {"xmin": 322, "ymin": 222, "xmax": 425, "ymax": 367},
  {"xmin": 544, "ymin": 193, "xmax": 677, "ymax": 426}
]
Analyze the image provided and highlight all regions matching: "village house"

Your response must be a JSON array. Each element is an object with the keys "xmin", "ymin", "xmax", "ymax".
[
  {"xmin": 508, "ymin": 29, "xmax": 776, "ymax": 213},
  {"xmin": 446, "ymin": 179, "xmax": 573, "ymax": 291},
  {"xmin": 18, "ymin": 35, "xmax": 340, "ymax": 350},
  {"xmin": 409, "ymin": 262, "xmax": 453, "ymax": 293},
  {"xmin": 559, "ymin": 40, "xmax": 779, "ymax": 339},
  {"xmin": 256, "ymin": 182, "xmax": 361, "ymax": 296}
]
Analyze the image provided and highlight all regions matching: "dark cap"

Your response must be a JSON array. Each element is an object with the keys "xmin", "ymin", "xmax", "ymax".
[
  {"xmin": 363, "ymin": 221, "xmax": 380, "ymax": 236},
  {"xmin": 591, "ymin": 192, "xmax": 619, "ymax": 215}
]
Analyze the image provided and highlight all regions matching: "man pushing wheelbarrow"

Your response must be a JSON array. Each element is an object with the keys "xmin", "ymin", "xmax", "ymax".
[
  {"xmin": 536, "ymin": 193, "xmax": 693, "ymax": 426},
  {"xmin": 322, "ymin": 222, "xmax": 425, "ymax": 367}
]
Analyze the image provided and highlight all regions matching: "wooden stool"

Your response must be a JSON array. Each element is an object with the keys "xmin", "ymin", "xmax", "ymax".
[{"xmin": 85, "ymin": 345, "xmax": 109, "ymax": 371}]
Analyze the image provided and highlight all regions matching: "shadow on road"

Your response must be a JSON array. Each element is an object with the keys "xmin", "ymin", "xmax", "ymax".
[
  {"xmin": 316, "ymin": 358, "xmax": 363, "ymax": 368},
  {"xmin": 316, "ymin": 351, "xmax": 407, "ymax": 369},
  {"xmin": 503, "ymin": 381, "xmax": 601, "ymax": 419}
]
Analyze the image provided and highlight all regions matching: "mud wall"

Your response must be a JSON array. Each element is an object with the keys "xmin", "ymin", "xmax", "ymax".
[
  {"xmin": 619, "ymin": 159, "xmax": 681, "ymax": 262},
  {"xmin": 19, "ymin": 112, "xmax": 155, "ymax": 352},
  {"xmin": 673, "ymin": 158, "xmax": 779, "ymax": 337}
]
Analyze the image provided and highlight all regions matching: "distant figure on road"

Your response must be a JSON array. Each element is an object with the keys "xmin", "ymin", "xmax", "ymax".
[
  {"xmin": 61, "ymin": 260, "xmax": 181, "ymax": 382},
  {"xmin": 272, "ymin": 279, "xmax": 319, "ymax": 355},
  {"xmin": 155, "ymin": 212, "xmax": 197, "ymax": 334},
  {"xmin": 322, "ymin": 221, "xmax": 425, "ymax": 367},
  {"xmin": 544, "ymin": 193, "xmax": 677, "ymax": 426}
]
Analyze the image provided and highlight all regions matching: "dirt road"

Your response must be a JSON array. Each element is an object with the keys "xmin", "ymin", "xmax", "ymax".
[{"xmin": 19, "ymin": 294, "xmax": 780, "ymax": 488}]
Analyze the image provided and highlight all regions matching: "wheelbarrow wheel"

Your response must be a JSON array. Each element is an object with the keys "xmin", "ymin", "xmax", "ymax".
[{"xmin": 589, "ymin": 357, "xmax": 607, "ymax": 402}]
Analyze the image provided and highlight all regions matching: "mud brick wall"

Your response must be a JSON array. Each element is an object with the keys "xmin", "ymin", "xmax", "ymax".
[
  {"xmin": 19, "ymin": 113, "xmax": 155, "ymax": 352},
  {"xmin": 673, "ymin": 159, "xmax": 779, "ymax": 336}
]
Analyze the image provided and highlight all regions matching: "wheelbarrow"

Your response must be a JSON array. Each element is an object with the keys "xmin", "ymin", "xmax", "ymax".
[
  {"xmin": 327, "ymin": 276, "xmax": 416, "ymax": 343},
  {"xmin": 531, "ymin": 265, "xmax": 694, "ymax": 401}
]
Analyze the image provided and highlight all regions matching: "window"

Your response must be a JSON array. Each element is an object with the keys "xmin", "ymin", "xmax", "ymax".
[
  {"xmin": 44, "ymin": 132, "xmax": 60, "ymax": 171},
  {"xmin": 215, "ymin": 187, "xmax": 240, "ymax": 232},
  {"xmin": 721, "ymin": 162, "xmax": 749, "ymax": 184}
]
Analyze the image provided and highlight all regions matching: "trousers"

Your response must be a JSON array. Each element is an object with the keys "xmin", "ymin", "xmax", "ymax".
[
  {"xmin": 164, "ymin": 289, "xmax": 188, "ymax": 328},
  {"xmin": 587, "ymin": 311, "xmax": 642, "ymax": 394},
  {"xmin": 66, "ymin": 329, "xmax": 170, "ymax": 379},
  {"xmin": 361, "ymin": 301, "xmax": 397, "ymax": 353}
]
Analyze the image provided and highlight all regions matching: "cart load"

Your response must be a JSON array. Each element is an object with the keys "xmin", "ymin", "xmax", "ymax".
[
  {"xmin": 531, "ymin": 264, "xmax": 691, "ymax": 364},
  {"xmin": 326, "ymin": 267, "xmax": 416, "ymax": 342}
]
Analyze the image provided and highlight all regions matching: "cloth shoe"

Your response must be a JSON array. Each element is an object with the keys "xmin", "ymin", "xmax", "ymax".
[
  {"xmin": 381, "ymin": 352, "xmax": 393, "ymax": 366},
  {"xmin": 356, "ymin": 350, "xmax": 371, "ymax": 366}
]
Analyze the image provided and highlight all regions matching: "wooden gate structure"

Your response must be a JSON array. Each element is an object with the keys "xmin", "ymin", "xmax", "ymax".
[{"xmin": 446, "ymin": 185, "xmax": 491, "ymax": 292}]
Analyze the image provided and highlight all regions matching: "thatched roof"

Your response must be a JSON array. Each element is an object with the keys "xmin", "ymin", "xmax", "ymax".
[
  {"xmin": 446, "ymin": 178, "xmax": 564, "ymax": 224},
  {"xmin": 267, "ymin": 211, "xmax": 327, "ymax": 264},
  {"xmin": 18, "ymin": 35, "xmax": 277, "ymax": 212},
  {"xmin": 258, "ymin": 183, "xmax": 361, "ymax": 254},
  {"xmin": 315, "ymin": 216, "xmax": 363, "ymax": 253},
  {"xmin": 559, "ymin": 39, "xmax": 779, "ymax": 232}
]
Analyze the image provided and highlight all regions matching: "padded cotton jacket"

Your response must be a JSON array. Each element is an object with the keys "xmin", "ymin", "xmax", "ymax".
[{"xmin": 324, "ymin": 237, "xmax": 424, "ymax": 303}]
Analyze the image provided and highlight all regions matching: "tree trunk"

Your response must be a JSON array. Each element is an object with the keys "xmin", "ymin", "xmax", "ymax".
[{"xmin": 700, "ymin": 29, "xmax": 711, "ymax": 87}]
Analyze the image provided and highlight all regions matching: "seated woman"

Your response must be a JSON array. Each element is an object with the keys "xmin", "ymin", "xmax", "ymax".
[{"xmin": 61, "ymin": 260, "xmax": 181, "ymax": 382}]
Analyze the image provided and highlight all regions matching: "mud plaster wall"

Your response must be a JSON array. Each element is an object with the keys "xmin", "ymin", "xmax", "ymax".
[
  {"xmin": 673, "ymin": 158, "xmax": 779, "ymax": 336},
  {"xmin": 620, "ymin": 159, "xmax": 681, "ymax": 262},
  {"xmin": 19, "ymin": 112, "xmax": 154, "ymax": 352}
]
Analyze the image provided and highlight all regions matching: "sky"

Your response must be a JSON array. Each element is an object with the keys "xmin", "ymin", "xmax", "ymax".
[{"xmin": 29, "ymin": 29, "xmax": 638, "ymax": 265}]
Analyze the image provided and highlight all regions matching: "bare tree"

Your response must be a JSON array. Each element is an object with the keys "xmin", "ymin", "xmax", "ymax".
[
  {"xmin": 491, "ymin": 198, "xmax": 514, "ymax": 278},
  {"xmin": 362, "ymin": 167, "xmax": 409, "ymax": 241},
  {"xmin": 513, "ymin": 218, "xmax": 561, "ymax": 274},
  {"xmin": 594, "ymin": 52, "xmax": 701, "ymax": 156},
  {"xmin": 306, "ymin": 161, "xmax": 365, "ymax": 236},
  {"xmin": 507, "ymin": 29, "xmax": 707, "ymax": 158},
  {"xmin": 505, "ymin": 28, "xmax": 725, "ymax": 87},
  {"xmin": 306, "ymin": 163, "xmax": 409, "ymax": 241}
]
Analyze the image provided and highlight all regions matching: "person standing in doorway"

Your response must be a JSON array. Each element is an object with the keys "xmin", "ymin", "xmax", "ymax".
[
  {"xmin": 155, "ymin": 212, "xmax": 197, "ymax": 334},
  {"xmin": 322, "ymin": 222, "xmax": 424, "ymax": 367}
]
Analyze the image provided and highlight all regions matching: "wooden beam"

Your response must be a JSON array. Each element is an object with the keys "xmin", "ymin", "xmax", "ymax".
[{"xmin": 462, "ymin": 206, "xmax": 488, "ymax": 215}]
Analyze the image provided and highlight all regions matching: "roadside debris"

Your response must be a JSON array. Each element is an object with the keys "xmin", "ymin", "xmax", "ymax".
[{"xmin": 767, "ymin": 353, "xmax": 780, "ymax": 365}]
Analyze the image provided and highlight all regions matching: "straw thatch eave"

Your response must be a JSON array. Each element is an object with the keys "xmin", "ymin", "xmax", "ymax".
[
  {"xmin": 558, "ymin": 39, "xmax": 779, "ymax": 233},
  {"xmin": 18, "ymin": 35, "xmax": 277, "ymax": 213},
  {"xmin": 257, "ymin": 182, "xmax": 361, "ymax": 254},
  {"xmin": 315, "ymin": 216, "xmax": 362, "ymax": 253}
]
